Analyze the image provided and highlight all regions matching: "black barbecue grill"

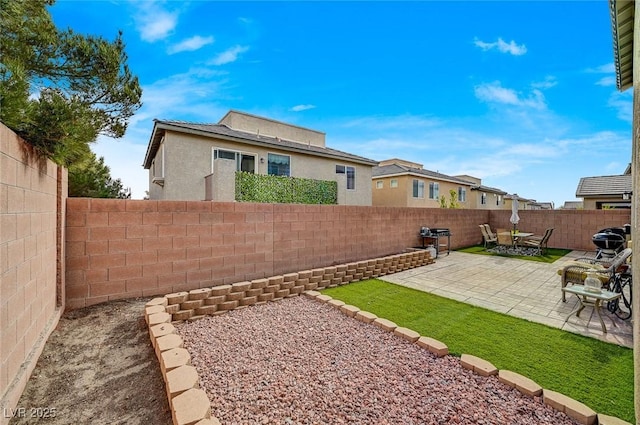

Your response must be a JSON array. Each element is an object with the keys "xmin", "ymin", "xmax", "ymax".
[
  {"xmin": 419, "ymin": 227, "xmax": 451, "ymax": 258},
  {"xmin": 592, "ymin": 227, "xmax": 626, "ymax": 260}
]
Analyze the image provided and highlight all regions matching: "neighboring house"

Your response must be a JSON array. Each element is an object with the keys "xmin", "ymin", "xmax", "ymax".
[
  {"xmin": 454, "ymin": 175, "xmax": 508, "ymax": 210},
  {"xmin": 371, "ymin": 159, "xmax": 475, "ymax": 208},
  {"xmin": 142, "ymin": 110, "xmax": 378, "ymax": 205},
  {"xmin": 561, "ymin": 201, "xmax": 583, "ymax": 210},
  {"xmin": 504, "ymin": 194, "xmax": 538, "ymax": 211},
  {"xmin": 575, "ymin": 173, "xmax": 632, "ymax": 209}
]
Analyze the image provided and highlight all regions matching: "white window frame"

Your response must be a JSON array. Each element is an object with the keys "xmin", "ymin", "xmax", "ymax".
[
  {"xmin": 390, "ymin": 179, "xmax": 398, "ymax": 188},
  {"xmin": 428, "ymin": 182, "xmax": 439, "ymax": 200},
  {"xmin": 413, "ymin": 179, "xmax": 425, "ymax": 199},
  {"xmin": 346, "ymin": 166, "xmax": 355, "ymax": 190},
  {"xmin": 376, "ymin": 181, "xmax": 383, "ymax": 189},
  {"xmin": 211, "ymin": 147, "xmax": 257, "ymax": 173},
  {"xmin": 458, "ymin": 187, "xmax": 466, "ymax": 203},
  {"xmin": 481, "ymin": 192, "xmax": 487, "ymax": 205}
]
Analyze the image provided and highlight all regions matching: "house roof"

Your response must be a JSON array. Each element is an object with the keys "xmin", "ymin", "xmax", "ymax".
[
  {"xmin": 610, "ymin": 0, "xmax": 635, "ymax": 91},
  {"xmin": 562, "ymin": 201, "xmax": 584, "ymax": 209},
  {"xmin": 575, "ymin": 174, "xmax": 632, "ymax": 197},
  {"xmin": 143, "ymin": 119, "xmax": 378, "ymax": 169},
  {"xmin": 470, "ymin": 184, "xmax": 507, "ymax": 195},
  {"xmin": 372, "ymin": 164, "xmax": 475, "ymax": 186}
]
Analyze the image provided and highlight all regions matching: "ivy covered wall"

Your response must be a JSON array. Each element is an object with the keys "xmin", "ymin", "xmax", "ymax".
[{"xmin": 235, "ymin": 171, "xmax": 338, "ymax": 204}]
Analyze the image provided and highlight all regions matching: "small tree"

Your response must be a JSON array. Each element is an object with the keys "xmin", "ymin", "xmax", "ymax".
[
  {"xmin": 440, "ymin": 190, "xmax": 460, "ymax": 209},
  {"xmin": 68, "ymin": 150, "xmax": 130, "ymax": 198}
]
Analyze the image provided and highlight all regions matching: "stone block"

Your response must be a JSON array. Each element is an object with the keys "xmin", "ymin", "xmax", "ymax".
[
  {"xmin": 316, "ymin": 294, "xmax": 332, "ymax": 303},
  {"xmin": 171, "ymin": 388, "xmax": 211, "ymax": 425},
  {"xmin": 187, "ymin": 315, "xmax": 206, "ymax": 322},
  {"xmin": 250, "ymin": 278, "xmax": 268, "ymax": 289},
  {"xmin": 231, "ymin": 281, "xmax": 252, "ymax": 292},
  {"xmin": 219, "ymin": 300, "xmax": 239, "ymax": 311},
  {"xmin": 166, "ymin": 304, "xmax": 180, "ymax": 314},
  {"xmin": 393, "ymin": 327, "xmax": 420, "ymax": 342},
  {"xmin": 166, "ymin": 365, "xmax": 199, "ymax": 400},
  {"xmin": 318, "ymin": 280, "xmax": 330, "ymax": 289},
  {"xmin": 188, "ymin": 288, "xmax": 211, "ymax": 300},
  {"xmin": 355, "ymin": 311, "xmax": 378, "ymax": 323},
  {"xmin": 161, "ymin": 347, "xmax": 191, "ymax": 373},
  {"xmin": 416, "ymin": 336, "xmax": 449, "ymax": 357},
  {"xmin": 204, "ymin": 295, "xmax": 226, "ymax": 305},
  {"xmin": 460, "ymin": 354, "xmax": 497, "ymax": 377},
  {"xmin": 263, "ymin": 285, "xmax": 279, "ymax": 294},
  {"xmin": 304, "ymin": 282, "xmax": 319, "ymax": 290},
  {"xmin": 166, "ymin": 292, "xmax": 189, "ymax": 305},
  {"xmin": 195, "ymin": 418, "xmax": 221, "ymax": 425},
  {"xmin": 156, "ymin": 334, "xmax": 184, "ymax": 355},
  {"xmin": 309, "ymin": 275, "xmax": 322, "ymax": 283},
  {"xmin": 148, "ymin": 312, "xmax": 172, "ymax": 327},
  {"xmin": 331, "ymin": 277, "xmax": 342, "ymax": 286},
  {"xmin": 149, "ymin": 322, "xmax": 176, "ymax": 348},
  {"xmin": 210, "ymin": 285, "xmax": 232, "ymax": 296},
  {"xmin": 498, "ymin": 370, "xmax": 542, "ymax": 397},
  {"xmin": 327, "ymin": 299, "xmax": 345, "ymax": 309},
  {"xmin": 245, "ymin": 288, "xmax": 263, "ymax": 297},
  {"xmin": 297, "ymin": 270, "xmax": 313, "ymax": 279},
  {"xmin": 225, "ymin": 292, "xmax": 244, "ymax": 301},
  {"xmin": 285, "ymin": 293, "xmax": 299, "ymax": 298},
  {"xmin": 311, "ymin": 268, "xmax": 324, "ymax": 276},
  {"xmin": 283, "ymin": 272, "xmax": 298, "ymax": 282},
  {"xmin": 290, "ymin": 285, "xmax": 304, "ymax": 295},
  {"xmin": 296, "ymin": 278, "xmax": 310, "ymax": 287},
  {"xmin": 146, "ymin": 297, "xmax": 168, "ymax": 307},
  {"xmin": 195, "ymin": 305, "xmax": 217, "ymax": 315},
  {"xmin": 304, "ymin": 290, "xmax": 321, "ymax": 298},
  {"xmin": 240, "ymin": 296, "xmax": 257, "ymax": 306},
  {"xmin": 280, "ymin": 281, "xmax": 295, "ymax": 289},
  {"xmin": 339, "ymin": 304, "xmax": 360, "ymax": 317},
  {"xmin": 258, "ymin": 293, "xmax": 274, "ymax": 302},
  {"xmin": 173, "ymin": 310, "xmax": 194, "ymax": 321},
  {"xmin": 268, "ymin": 275, "xmax": 284, "ymax": 285},
  {"xmin": 373, "ymin": 318, "xmax": 397, "ymax": 332},
  {"xmin": 275, "ymin": 289, "xmax": 290, "ymax": 298},
  {"xmin": 145, "ymin": 305, "xmax": 166, "ymax": 323},
  {"xmin": 180, "ymin": 299, "xmax": 204, "ymax": 310},
  {"xmin": 597, "ymin": 414, "xmax": 633, "ymax": 425},
  {"xmin": 543, "ymin": 390, "xmax": 597, "ymax": 425}
]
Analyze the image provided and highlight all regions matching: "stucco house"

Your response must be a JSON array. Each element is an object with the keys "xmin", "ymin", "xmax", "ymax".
[
  {"xmin": 575, "ymin": 173, "xmax": 632, "ymax": 209},
  {"xmin": 454, "ymin": 175, "xmax": 508, "ymax": 210},
  {"xmin": 371, "ymin": 159, "xmax": 476, "ymax": 208},
  {"xmin": 143, "ymin": 110, "xmax": 378, "ymax": 205}
]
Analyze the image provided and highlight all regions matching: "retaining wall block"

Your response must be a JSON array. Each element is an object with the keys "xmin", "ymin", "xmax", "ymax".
[
  {"xmin": 146, "ymin": 297, "xmax": 169, "ymax": 308},
  {"xmin": 416, "ymin": 336, "xmax": 449, "ymax": 357},
  {"xmin": 173, "ymin": 310, "xmax": 195, "ymax": 321},
  {"xmin": 297, "ymin": 270, "xmax": 313, "ymax": 279},
  {"xmin": 283, "ymin": 273, "xmax": 298, "ymax": 282},
  {"xmin": 210, "ymin": 285, "xmax": 232, "ymax": 296},
  {"xmin": 393, "ymin": 327, "xmax": 420, "ymax": 343},
  {"xmin": 145, "ymin": 305, "xmax": 166, "ymax": 323},
  {"xmin": 268, "ymin": 276, "xmax": 284, "ymax": 285},
  {"xmin": 327, "ymin": 299, "xmax": 345, "ymax": 309},
  {"xmin": 171, "ymin": 388, "xmax": 211, "ymax": 425},
  {"xmin": 148, "ymin": 312, "xmax": 172, "ymax": 327},
  {"xmin": 250, "ymin": 278, "xmax": 268, "ymax": 289},
  {"xmin": 166, "ymin": 292, "xmax": 189, "ymax": 305},
  {"xmin": 231, "ymin": 281, "xmax": 251, "ymax": 293},
  {"xmin": 304, "ymin": 290, "xmax": 321, "ymax": 298},
  {"xmin": 188, "ymin": 288, "xmax": 211, "ymax": 300},
  {"xmin": 166, "ymin": 304, "xmax": 180, "ymax": 314},
  {"xmin": 498, "ymin": 370, "xmax": 542, "ymax": 397},
  {"xmin": 373, "ymin": 318, "xmax": 397, "ymax": 332},
  {"xmin": 355, "ymin": 310, "xmax": 378, "ymax": 323},
  {"xmin": 166, "ymin": 365, "xmax": 199, "ymax": 401},
  {"xmin": 149, "ymin": 322, "xmax": 176, "ymax": 348},
  {"xmin": 195, "ymin": 305, "xmax": 217, "ymax": 315},
  {"xmin": 460, "ymin": 354, "xmax": 498, "ymax": 377},
  {"xmin": 180, "ymin": 299, "xmax": 204, "ymax": 310},
  {"xmin": 258, "ymin": 293, "xmax": 274, "ymax": 302},
  {"xmin": 204, "ymin": 295, "xmax": 225, "ymax": 306},
  {"xmin": 225, "ymin": 292, "xmax": 244, "ymax": 301},
  {"xmin": 161, "ymin": 347, "xmax": 191, "ymax": 373},
  {"xmin": 245, "ymin": 288, "xmax": 264, "ymax": 297},
  {"xmin": 316, "ymin": 295, "xmax": 332, "ymax": 303},
  {"xmin": 339, "ymin": 305, "xmax": 360, "ymax": 318},
  {"xmin": 219, "ymin": 300, "xmax": 239, "ymax": 310},
  {"xmin": 543, "ymin": 390, "xmax": 597, "ymax": 425},
  {"xmin": 240, "ymin": 296, "xmax": 257, "ymax": 306},
  {"xmin": 596, "ymin": 413, "xmax": 633, "ymax": 425},
  {"xmin": 155, "ymin": 334, "xmax": 184, "ymax": 359}
]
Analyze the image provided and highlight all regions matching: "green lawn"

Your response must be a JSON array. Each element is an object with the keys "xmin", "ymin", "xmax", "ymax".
[
  {"xmin": 321, "ymin": 279, "xmax": 634, "ymax": 423},
  {"xmin": 456, "ymin": 245, "xmax": 572, "ymax": 263}
]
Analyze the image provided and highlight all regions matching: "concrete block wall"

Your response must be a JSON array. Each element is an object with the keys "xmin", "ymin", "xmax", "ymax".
[
  {"xmin": 0, "ymin": 124, "xmax": 65, "ymax": 425},
  {"xmin": 65, "ymin": 198, "xmax": 631, "ymax": 310}
]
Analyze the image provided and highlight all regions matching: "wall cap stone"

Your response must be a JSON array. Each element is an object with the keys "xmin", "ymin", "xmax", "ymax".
[
  {"xmin": 460, "ymin": 354, "xmax": 497, "ymax": 377},
  {"xmin": 543, "ymin": 389, "xmax": 596, "ymax": 425}
]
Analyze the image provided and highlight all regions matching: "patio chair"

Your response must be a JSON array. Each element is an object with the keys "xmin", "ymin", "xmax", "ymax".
[
  {"xmin": 479, "ymin": 224, "xmax": 497, "ymax": 248},
  {"xmin": 483, "ymin": 224, "xmax": 497, "ymax": 241},
  {"xmin": 558, "ymin": 247, "xmax": 632, "ymax": 302},
  {"xmin": 521, "ymin": 227, "xmax": 554, "ymax": 255},
  {"xmin": 496, "ymin": 228, "xmax": 513, "ymax": 247}
]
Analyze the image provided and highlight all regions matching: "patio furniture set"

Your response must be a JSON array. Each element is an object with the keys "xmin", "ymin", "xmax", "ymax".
[{"xmin": 479, "ymin": 224, "xmax": 553, "ymax": 256}]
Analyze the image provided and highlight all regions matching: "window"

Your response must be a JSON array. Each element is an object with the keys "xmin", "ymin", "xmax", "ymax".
[
  {"xmin": 268, "ymin": 153, "xmax": 290, "ymax": 176},
  {"xmin": 497, "ymin": 195, "xmax": 502, "ymax": 206},
  {"xmin": 413, "ymin": 179, "xmax": 425, "ymax": 198},
  {"xmin": 346, "ymin": 166, "xmax": 355, "ymax": 190},
  {"xmin": 336, "ymin": 165, "xmax": 345, "ymax": 174},
  {"xmin": 390, "ymin": 179, "xmax": 398, "ymax": 188},
  {"xmin": 376, "ymin": 181, "xmax": 383, "ymax": 189},
  {"xmin": 481, "ymin": 193, "xmax": 487, "ymax": 205},
  {"xmin": 458, "ymin": 187, "xmax": 466, "ymax": 202},
  {"xmin": 428, "ymin": 182, "xmax": 439, "ymax": 199},
  {"xmin": 213, "ymin": 148, "xmax": 255, "ymax": 173}
]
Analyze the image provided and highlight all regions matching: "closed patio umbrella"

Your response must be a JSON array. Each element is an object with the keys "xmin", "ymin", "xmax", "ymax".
[{"xmin": 510, "ymin": 196, "xmax": 520, "ymax": 232}]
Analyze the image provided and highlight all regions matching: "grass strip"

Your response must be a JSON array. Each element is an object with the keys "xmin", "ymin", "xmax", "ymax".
[
  {"xmin": 456, "ymin": 245, "xmax": 572, "ymax": 263},
  {"xmin": 321, "ymin": 279, "xmax": 634, "ymax": 423}
]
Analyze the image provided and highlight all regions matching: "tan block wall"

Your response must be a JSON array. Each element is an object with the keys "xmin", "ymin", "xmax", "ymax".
[
  {"xmin": 65, "ymin": 198, "xmax": 631, "ymax": 309},
  {"xmin": 0, "ymin": 123, "xmax": 64, "ymax": 424}
]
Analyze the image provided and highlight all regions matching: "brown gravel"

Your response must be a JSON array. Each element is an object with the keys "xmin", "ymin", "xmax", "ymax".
[{"xmin": 176, "ymin": 296, "xmax": 579, "ymax": 425}]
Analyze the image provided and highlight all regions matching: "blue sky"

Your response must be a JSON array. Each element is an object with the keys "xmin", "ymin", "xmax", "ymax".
[{"xmin": 50, "ymin": 1, "xmax": 632, "ymax": 207}]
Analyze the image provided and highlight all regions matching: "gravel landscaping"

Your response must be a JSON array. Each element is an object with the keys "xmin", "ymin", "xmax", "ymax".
[{"xmin": 176, "ymin": 296, "xmax": 580, "ymax": 425}]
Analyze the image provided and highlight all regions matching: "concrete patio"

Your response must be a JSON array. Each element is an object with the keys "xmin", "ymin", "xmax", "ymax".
[{"xmin": 382, "ymin": 250, "xmax": 633, "ymax": 348}]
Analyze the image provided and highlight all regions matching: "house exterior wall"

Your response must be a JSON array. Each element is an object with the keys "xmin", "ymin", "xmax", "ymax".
[
  {"xmin": 581, "ymin": 196, "xmax": 630, "ymax": 210},
  {"xmin": 0, "ymin": 124, "xmax": 65, "ymax": 425},
  {"xmin": 372, "ymin": 175, "xmax": 472, "ymax": 209},
  {"xmin": 219, "ymin": 111, "xmax": 325, "ymax": 147},
  {"xmin": 149, "ymin": 131, "xmax": 372, "ymax": 205},
  {"xmin": 468, "ymin": 190, "xmax": 505, "ymax": 210},
  {"xmin": 64, "ymin": 199, "xmax": 630, "ymax": 310}
]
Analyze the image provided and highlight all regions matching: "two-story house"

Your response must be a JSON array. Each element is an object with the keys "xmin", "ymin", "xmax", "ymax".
[{"xmin": 143, "ymin": 110, "xmax": 378, "ymax": 205}]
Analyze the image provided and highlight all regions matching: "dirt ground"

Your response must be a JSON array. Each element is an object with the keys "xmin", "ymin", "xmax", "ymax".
[{"xmin": 9, "ymin": 298, "xmax": 172, "ymax": 425}]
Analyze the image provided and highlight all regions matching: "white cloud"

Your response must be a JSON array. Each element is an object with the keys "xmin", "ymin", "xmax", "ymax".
[
  {"xmin": 531, "ymin": 76, "xmax": 557, "ymax": 90},
  {"xmin": 290, "ymin": 104, "xmax": 316, "ymax": 112},
  {"xmin": 586, "ymin": 63, "xmax": 615, "ymax": 74},
  {"xmin": 596, "ymin": 76, "xmax": 616, "ymax": 87},
  {"xmin": 168, "ymin": 35, "xmax": 215, "ymax": 54},
  {"xmin": 608, "ymin": 91, "xmax": 633, "ymax": 122},
  {"xmin": 473, "ymin": 37, "xmax": 527, "ymax": 55},
  {"xmin": 134, "ymin": 2, "xmax": 178, "ymax": 42},
  {"xmin": 209, "ymin": 45, "xmax": 250, "ymax": 65},
  {"xmin": 474, "ymin": 81, "xmax": 546, "ymax": 109}
]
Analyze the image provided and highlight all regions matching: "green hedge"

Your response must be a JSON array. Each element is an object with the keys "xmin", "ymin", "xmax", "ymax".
[{"xmin": 235, "ymin": 171, "xmax": 338, "ymax": 204}]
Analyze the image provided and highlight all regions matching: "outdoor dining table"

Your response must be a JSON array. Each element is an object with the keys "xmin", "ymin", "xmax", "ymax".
[
  {"xmin": 497, "ymin": 232, "xmax": 534, "ymax": 248},
  {"xmin": 562, "ymin": 284, "xmax": 622, "ymax": 333}
]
